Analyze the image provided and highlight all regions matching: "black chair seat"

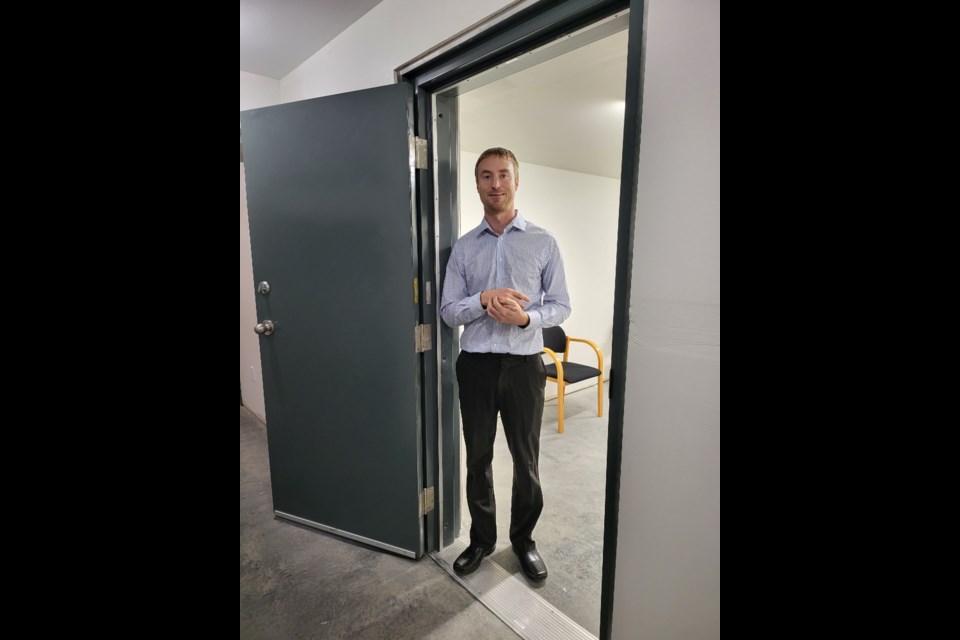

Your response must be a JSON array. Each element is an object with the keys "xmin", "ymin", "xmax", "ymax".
[
  {"xmin": 544, "ymin": 361, "xmax": 601, "ymax": 384},
  {"xmin": 541, "ymin": 325, "xmax": 604, "ymax": 433}
]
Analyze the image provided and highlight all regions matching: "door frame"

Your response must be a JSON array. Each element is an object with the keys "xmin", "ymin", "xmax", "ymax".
[{"xmin": 400, "ymin": 1, "xmax": 647, "ymax": 638}]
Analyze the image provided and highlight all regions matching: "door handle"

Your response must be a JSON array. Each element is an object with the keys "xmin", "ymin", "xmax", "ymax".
[{"xmin": 254, "ymin": 320, "xmax": 275, "ymax": 336}]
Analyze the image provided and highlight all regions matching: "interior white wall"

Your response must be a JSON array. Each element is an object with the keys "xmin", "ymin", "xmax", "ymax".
[
  {"xmin": 239, "ymin": 72, "xmax": 278, "ymax": 421},
  {"xmin": 459, "ymin": 151, "xmax": 619, "ymax": 400},
  {"xmin": 240, "ymin": 71, "xmax": 281, "ymax": 111},
  {"xmin": 610, "ymin": 1, "xmax": 721, "ymax": 639},
  {"xmin": 240, "ymin": 163, "xmax": 267, "ymax": 422},
  {"xmin": 280, "ymin": 0, "xmax": 517, "ymax": 102}
]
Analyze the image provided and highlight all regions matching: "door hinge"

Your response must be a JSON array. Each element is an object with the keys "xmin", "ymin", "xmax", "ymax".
[
  {"xmin": 415, "ymin": 324, "xmax": 433, "ymax": 353},
  {"xmin": 412, "ymin": 136, "xmax": 428, "ymax": 169},
  {"xmin": 420, "ymin": 486, "xmax": 435, "ymax": 516}
]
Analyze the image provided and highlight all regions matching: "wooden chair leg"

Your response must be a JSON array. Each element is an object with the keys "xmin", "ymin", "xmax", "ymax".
[
  {"xmin": 597, "ymin": 375, "xmax": 604, "ymax": 417},
  {"xmin": 558, "ymin": 382, "xmax": 565, "ymax": 434}
]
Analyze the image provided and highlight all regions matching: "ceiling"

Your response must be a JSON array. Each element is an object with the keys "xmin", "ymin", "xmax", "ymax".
[
  {"xmin": 240, "ymin": 0, "xmax": 386, "ymax": 79},
  {"xmin": 460, "ymin": 29, "xmax": 628, "ymax": 179},
  {"xmin": 239, "ymin": 1, "xmax": 628, "ymax": 178}
]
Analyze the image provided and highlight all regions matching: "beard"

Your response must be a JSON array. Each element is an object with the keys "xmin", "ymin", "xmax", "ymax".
[{"xmin": 482, "ymin": 193, "xmax": 513, "ymax": 213}]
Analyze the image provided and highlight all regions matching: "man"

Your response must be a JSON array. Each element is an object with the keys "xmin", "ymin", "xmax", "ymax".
[{"xmin": 440, "ymin": 147, "xmax": 571, "ymax": 581}]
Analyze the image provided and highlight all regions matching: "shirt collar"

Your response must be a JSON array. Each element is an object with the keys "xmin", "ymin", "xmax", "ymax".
[{"xmin": 477, "ymin": 210, "xmax": 527, "ymax": 237}]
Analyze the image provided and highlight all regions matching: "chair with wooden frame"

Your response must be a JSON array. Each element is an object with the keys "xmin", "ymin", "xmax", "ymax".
[{"xmin": 541, "ymin": 325, "xmax": 604, "ymax": 433}]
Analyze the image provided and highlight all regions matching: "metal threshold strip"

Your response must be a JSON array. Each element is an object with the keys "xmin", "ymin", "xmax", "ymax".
[{"xmin": 432, "ymin": 538, "xmax": 596, "ymax": 640}]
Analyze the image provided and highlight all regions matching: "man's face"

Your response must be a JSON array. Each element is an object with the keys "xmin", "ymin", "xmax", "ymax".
[{"xmin": 476, "ymin": 156, "xmax": 518, "ymax": 214}]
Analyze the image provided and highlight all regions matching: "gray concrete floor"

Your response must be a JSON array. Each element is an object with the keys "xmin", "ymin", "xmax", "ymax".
[
  {"xmin": 240, "ymin": 382, "xmax": 607, "ymax": 640},
  {"xmin": 241, "ymin": 406, "xmax": 518, "ymax": 640}
]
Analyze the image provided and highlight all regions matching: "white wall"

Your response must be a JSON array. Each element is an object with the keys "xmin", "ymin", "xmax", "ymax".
[
  {"xmin": 281, "ymin": 0, "xmax": 517, "ymax": 101},
  {"xmin": 610, "ymin": 1, "xmax": 721, "ymax": 639},
  {"xmin": 460, "ymin": 151, "xmax": 619, "ymax": 399},
  {"xmin": 240, "ymin": 71, "xmax": 281, "ymax": 111},
  {"xmin": 240, "ymin": 163, "xmax": 266, "ymax": 422},
  {"xmin": 239, "ymin": 72, "xmax": 279, "ymax": 421}
]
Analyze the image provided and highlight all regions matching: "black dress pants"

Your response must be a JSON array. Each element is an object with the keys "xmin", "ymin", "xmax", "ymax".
[{"xmin": 456, "ymin": 351, "xmax": 546, "ymax": 553}]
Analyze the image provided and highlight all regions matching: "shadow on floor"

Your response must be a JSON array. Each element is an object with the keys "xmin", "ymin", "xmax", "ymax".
[{"xmin": 240, "ymin": 406, "xmax": 519, "ymax": 640}]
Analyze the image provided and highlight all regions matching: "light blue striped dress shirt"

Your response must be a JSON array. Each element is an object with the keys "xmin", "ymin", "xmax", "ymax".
[{"xmin": 440, "ymin": 211, "xmax": 571, "ymax": 355}]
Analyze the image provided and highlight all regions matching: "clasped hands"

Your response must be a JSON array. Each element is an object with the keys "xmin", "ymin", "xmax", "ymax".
[{"xmin": 481, "ymin": 288, "xmax": 530, "ymax": 326}]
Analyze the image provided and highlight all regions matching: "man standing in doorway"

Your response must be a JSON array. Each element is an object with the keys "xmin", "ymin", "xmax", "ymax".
[{"xmin": 440, "ymin": 147, "xmax": 571, "ymax": 581}]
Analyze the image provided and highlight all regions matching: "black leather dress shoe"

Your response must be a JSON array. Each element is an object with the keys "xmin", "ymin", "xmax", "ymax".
[
  {"xmin": 516, "ymin": 548, "xmax": 548, "ymax": 582},
  {"xmin": 454, "ymin": 544, "xmax": 493, "ymax": 575}
]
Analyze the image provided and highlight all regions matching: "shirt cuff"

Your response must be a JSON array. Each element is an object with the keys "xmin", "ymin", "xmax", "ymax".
[{"xmin": 523, "ymin": 310, "xmax": 542, "ymax": 331}]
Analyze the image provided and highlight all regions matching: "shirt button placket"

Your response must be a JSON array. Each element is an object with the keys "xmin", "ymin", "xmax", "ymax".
[{"xmin": 494, "ymin": 236, "xmax": 503, "ymax": 351}]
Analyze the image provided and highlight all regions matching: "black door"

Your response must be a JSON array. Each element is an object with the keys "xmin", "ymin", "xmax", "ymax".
[{"xmin": 241, "ymin": 84, "xmax": 426, "ymax": 558}]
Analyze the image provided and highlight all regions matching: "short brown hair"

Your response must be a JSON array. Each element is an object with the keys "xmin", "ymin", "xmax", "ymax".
[{"xmin": 474, "ymin": 147, "xmax": 520, "ymax": 183}]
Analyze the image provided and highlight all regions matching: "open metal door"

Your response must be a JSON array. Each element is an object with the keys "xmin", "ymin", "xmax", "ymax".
[{"xmin": 241, "ymin": 84, "xmax": 426, "ymax": 558}]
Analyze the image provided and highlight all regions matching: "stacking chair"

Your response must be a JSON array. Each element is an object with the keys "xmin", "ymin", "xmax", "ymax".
[{"xmin": 541, "ymin": 325, "xmax": 604, "ymax": 433}]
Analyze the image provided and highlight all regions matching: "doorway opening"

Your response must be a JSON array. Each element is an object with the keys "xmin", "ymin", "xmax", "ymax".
[
  {"xmin": 401, "ymin": 7, "xmax": 632, "ymax": 637},
  {"xmin": 453, "ymin": 26, "xmax": 626, "ymax": 637}
]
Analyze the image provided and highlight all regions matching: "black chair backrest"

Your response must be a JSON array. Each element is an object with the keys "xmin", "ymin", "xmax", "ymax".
[{"xmin": 542, "ymin": 325, "xmax": 567, "ymax": 353}]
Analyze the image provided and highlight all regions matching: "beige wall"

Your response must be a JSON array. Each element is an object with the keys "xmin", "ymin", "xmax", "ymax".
[
  {"xmin": 240, "ymin": 163, "xmax": 266, "ymax": 422},
  {"xmin": 610, "ymin": 1, "xmax": 721, "ymax": 638},
  {"xmin": 240, "ymin": 71, "xmax": 280, "ymax": 111},
  {"xmin": 280, "ymin": 0, "xmax": 524, "ymax": 102},
  {"xmin": 240, "ymin": 72, "xmax": 280, "ymax": 420}
]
